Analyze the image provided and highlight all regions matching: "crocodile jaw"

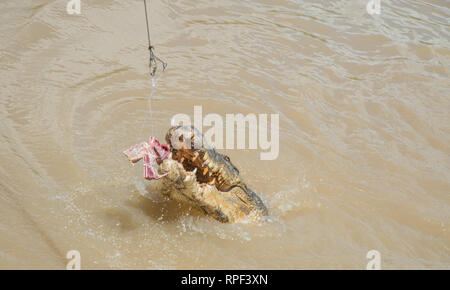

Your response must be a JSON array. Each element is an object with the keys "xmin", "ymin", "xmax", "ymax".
[{"xmin": 156, "ymin": 159, "xmax": 255, "ymax": 223}]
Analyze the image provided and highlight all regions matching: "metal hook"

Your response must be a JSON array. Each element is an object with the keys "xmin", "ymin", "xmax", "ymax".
[{"xmin": 149, "ymin": 45, "xmax": 167, "ymax": 77}]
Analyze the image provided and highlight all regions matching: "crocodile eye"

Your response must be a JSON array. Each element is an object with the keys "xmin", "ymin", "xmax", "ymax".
[{"xmin": 224, "ymin": 156, "xmax": 230, "ymax": 162}]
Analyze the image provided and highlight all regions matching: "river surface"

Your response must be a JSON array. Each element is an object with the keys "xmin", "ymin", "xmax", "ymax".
[{"xmin": 0, "ymin": 0, "xmax": 449, "ymax": 269}]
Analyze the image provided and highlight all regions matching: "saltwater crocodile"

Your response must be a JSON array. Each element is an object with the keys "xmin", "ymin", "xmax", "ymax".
[{"xmin": 123, "ymin": 125, "xmax": 268, "ymax": 223}]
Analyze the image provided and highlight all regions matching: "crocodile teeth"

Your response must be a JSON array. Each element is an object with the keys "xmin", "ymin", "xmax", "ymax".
[
  {"xmin": 208, "ymin": 171, "xmax": 212, "ymax": 176},
  {"xmin": 203, "ymin": 167, "xmax": 208, "ymax": 175},
  {"xmin": 202, "ymin": 153, "xmax": 209, "ymax": 161},
  {"xmin": 192, "ymin": 168, "xmax": 197, "ymax": 175},
  {"xmin": 192, "ymin": 152, "xmax": 199, "ymax": 161},
  {"xmin": 208, "ymin": 179, "xmax": 215, "ymax": 185}
]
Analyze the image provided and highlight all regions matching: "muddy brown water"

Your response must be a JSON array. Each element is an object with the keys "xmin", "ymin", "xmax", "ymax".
[{"xmin": 0, "ymin": 0, "xmax": 449, "ymax": 269}]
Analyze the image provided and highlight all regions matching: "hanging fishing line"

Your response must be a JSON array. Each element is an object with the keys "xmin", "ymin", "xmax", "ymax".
[
  {"xmin": 140, "ymin": 0, "xmax": 167, "ymax": 138},
  {"xmin": 143, "ymin": 0, "xmax": 167, "ymax": 78}
]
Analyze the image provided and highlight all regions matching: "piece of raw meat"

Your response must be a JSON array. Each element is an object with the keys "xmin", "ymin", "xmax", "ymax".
[{"xmin": 123, "ymin": 136, "xmax": 170, "ymax": 180}]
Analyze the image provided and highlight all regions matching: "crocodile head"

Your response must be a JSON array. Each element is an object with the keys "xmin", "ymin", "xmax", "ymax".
[
  {"xmin": 124, "ymin": 126, "xmax": 268, "ymax": 222},
  {"xmin": 165, "ymin": 125, "xmax": 242, "ymax": 192}
]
